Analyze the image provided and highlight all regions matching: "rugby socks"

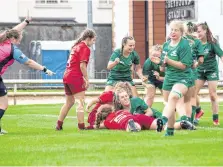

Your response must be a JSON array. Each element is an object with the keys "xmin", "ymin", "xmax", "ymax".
[
  {"xmin": 56, "ymin": 120, "xmax": 63, "ymax": 130},
  {"xmin": 165, "ymin": 127, "xmax": 174, "ymax": 136},
  {"xmin": 196, "ymin": 106, "xmax": 201, "ymax": 114},
  {"xmin": 213, "ymin": 114, "xmax": 219, "ymax": 121},
  {"xmin": 0, "ymin": 109, "xmax": 5, "ymax": 119},
  {"xmin": 161, "ymin": 116, "xmax": 168, "ymax": 125},
  {"xmin": 78, "ymin": 123, "xmax": 85, "ymax": 130},
  {"xmin": 0, "ymin": 109, "xmax": 5, "ymax": 132},
  {"xmin": 191, "ymin": 106, "xmax": 197, "ymax": 123}
]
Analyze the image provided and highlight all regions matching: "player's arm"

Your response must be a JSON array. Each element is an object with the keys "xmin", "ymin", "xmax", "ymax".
[
  {"xmin": 107, "ymin": 51, "xmax": 120, "ymax": 70},
  {"xmin": 135, "ymin": 64, "xmax": 147, "ymax": 82},
  {"xmin": 80, "ymin": 61, "xmax": 89, "ymax": 88},
  {"xmin": 165, "ymin": 56, "xmax": 187, "ymax": 70},
  {"xmin": 13, "ymin": 46, "xmax": 54, "ymax": 75},
  {"xmin": 13, "ymin": 12, "xmax": 31, "ymax": 31},
  {"xmin": 86, "ymin": 98, "xmax": 100, "ymax": 112}
]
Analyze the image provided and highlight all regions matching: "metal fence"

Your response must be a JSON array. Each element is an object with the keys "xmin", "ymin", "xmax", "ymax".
[{"xmin": 2, "ymin": 69, "xmax": 223, "ymax": 89}]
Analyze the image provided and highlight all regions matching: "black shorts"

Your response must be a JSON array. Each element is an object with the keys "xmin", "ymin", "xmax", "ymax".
[{"xmin": 0, "ymin": 76, "xmax": 7, "ymax": 97}]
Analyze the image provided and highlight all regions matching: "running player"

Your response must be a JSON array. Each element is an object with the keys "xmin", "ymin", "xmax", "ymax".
[
  {"xmin": 154, "ymin": 20, "xmax": 194, "ymax": 136},
  {"xmin": 176, "ymin": 21, "xmax": 204, "ymax": 124}
]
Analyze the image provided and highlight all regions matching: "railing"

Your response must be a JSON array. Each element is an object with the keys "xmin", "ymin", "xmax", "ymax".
[{"xmin": 4, "ymin": 79, "xmax": 223, "ymax": 105}]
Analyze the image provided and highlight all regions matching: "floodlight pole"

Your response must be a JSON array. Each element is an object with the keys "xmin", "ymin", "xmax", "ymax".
[{"xmin": 87, "ymin": 0, "xmax": 95, "ymax": 79}]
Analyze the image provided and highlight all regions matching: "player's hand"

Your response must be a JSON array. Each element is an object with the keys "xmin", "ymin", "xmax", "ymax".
[
  {"xmin": 150, "ymin": 56, "xmax": 161, "ymax": 64},
  {"xmin": 192, "ymin": 61, "xmax": 198, "ymax": 69},
  {"xmin": 153, "ymin": 71, "xmax": 160, "ymax": 79},
  {"xmin": 114, "ymin": 58, "xmax": 120, "ymax": 64},
  {"xmin": 141, "ymin": 76, "xmax": 148, "ymax": 82},
  {"xmin": 163, "ymin": 55, "xmax": 169, "ymax": 64},
  {"xmin": 84, "ymin": 78, "xmax": 89, "ymax": 89},
  {"xmin": 45, "ymin": 69, "xmax": 55, "ymax": 76},
  {"xmin": 86, "ymin": 101, "xmax": 93, "ymax": 113},
  {"xmin": 26, "ymin": 9, "xmax": 32, "ymax": 22}
]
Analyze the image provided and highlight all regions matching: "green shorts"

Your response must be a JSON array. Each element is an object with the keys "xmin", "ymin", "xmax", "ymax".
[
  {"xmin": 191, "ymin": 69, "xmax": 198, "ymax": 87},
  {"xmin": 147, "ymin": 79, "xmax": 163, "ymax": 90},
  {"xmin": 106, "ymin": 79, "xmax": 135, "ymax": 86},
  {"xmin": 197, "ymin": 70, "xmax": 219, "ymax": 81},
  {"xmin": 162, "ymin": 77, "xmax": 193, "ymax": 91}
]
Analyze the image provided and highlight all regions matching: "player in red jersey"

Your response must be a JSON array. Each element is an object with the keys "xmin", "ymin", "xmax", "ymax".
[
  {"xmin": 86, "ymin": 82, "xmax": 133, "ymax": 129},
  {"xmin": 95, "ymin": 107, "xmax": 163, "ymax": 132},
  {"xmin": 56, "ymin": 29, "xmax": 96, "ymax": 130}
]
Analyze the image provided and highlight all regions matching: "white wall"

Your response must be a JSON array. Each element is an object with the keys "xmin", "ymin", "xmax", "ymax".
[
  {"xmin": 113, "ymin": 0, "xmax": 129, "ymax": 49},
  {"xmin": 166, "ymin": 0, "xmax": 223, "ymax": 78},
  {"xmin": 197, "ymin": 0, "xmax": 223, "ymax": 77},
  {"xmin": 0, "ymin": 0, "xmax": 20, "ymax": 23},
  {"xmin": 16, "ymin": 0, "xmax": 112, "ymax": 24}
]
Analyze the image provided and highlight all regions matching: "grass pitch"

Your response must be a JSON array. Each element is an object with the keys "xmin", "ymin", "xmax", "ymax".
[{"xmin": 0, "ymin": 102, "xmax": 223, "ymax": 166}]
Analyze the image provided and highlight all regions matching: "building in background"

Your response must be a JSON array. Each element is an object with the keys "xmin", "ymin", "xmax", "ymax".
[
  {"xmin": 1, "ymin": 0, "xmax": 223, "ymax": 79},
  {"xmin": 112, "ymin": 0, "xmax": 223, "ymax": 79},
  {"xmin": 0, "ymin": 0, "xmax": 112, "ymax": 80}
]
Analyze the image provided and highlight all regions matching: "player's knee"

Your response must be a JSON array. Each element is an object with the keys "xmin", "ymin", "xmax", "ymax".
[
  {"xmin": 0, "ymin": 101, "xmax": 8, "ymax": 110},
  {"xmin": 210, "ymin": 93, "xmax": 217, "ymax": 101},
  {"xmin": 66, "ymin": 99, "xmax": 75, "ymax": 107},
  {"xmin": 76, "ymin": 98, "xmax": 85, "ymax": 112},
  {"xmin": 169, "ymin": 89, "xmax": 182, "ymax": 101}
]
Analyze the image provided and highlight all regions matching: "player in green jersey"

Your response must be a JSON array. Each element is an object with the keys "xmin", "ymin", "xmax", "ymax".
[
  {"xmin": 106, "ymin": 36, "xmax": 147, "ymax": 97},
  {"xmin": 152, "ymin": 20, "xmax": 194, "ymax": 136},
  {"xmin": 143, "ymin": 45, "xmax": 165, "ymax": 107},
  {"xmin": 195, "ymin": 22, "xmax": 223, "ymax": 126},
  {"xmin": 176, "ymin": 22, "xmax": 204, "ymax": 124}
]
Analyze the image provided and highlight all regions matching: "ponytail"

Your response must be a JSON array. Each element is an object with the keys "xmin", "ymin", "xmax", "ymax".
[
  {"xmin": 0, "ymin": 29, "xmax": 20, "ymax": 43},
  {"xmin": 72, "ymin": 28, "xmax": 96, "ymax": 47},
  {"xmin": 197, "ymin": 22, "xmax": 217, "ymax": 43}
]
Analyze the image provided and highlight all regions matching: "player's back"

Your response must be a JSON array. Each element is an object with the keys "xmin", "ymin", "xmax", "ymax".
[
  {"xmin": 104, "ymin": 110, "xmax": 134, "ymax": 130},
  {"xmin": 64, "ymin": 42, "xmax": 90, "ymax": 77}
]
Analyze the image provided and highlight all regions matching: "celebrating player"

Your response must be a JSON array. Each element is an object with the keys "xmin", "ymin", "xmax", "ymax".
[
  {"xmin": 195, "ymin": 22, "xmax": 223, "ymax": 125},
  {"xmin": 143, "ymin": 44, "xmax": 165, "ymax": 107},
  {"xmin": 105, "ymin": 36, "xmax": 147, "ymax": 97}
]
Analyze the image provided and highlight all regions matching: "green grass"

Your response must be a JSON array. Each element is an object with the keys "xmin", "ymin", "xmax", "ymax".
[{"xmin": 0, "ymin": 103, "xmax": 223, "ymax": 166}]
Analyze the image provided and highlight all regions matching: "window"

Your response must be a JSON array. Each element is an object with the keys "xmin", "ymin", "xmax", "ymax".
[
  {"xmin": 98, "ymin": 0, "xmax": 112, "ymax": 9},
  {"xmin": 35, "ymin": 0, "xmax": 70, "ymax": 7}
]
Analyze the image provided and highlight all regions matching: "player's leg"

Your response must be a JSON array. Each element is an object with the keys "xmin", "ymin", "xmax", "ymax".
[
  {"xmin": 194, "ymin": 79, "xmax": 205, "ymax": 120},
  {"xmin": 156, "ymin": 89, "xmax": 169, "ymax": 132},
  {"xmin": 56, "ymin": 83, "xmax": 75, "ymax": 130},
  {"xmin": 0, "ymin": 95, "xmax": 8, "ymax": 135},
  {"xmin": 162, "ymin": 83, "xmax": 188, "ymax": 136},
  {"xmin": 74, "ymin": 91, "xmax": 86, "ymax": 129},
  {"xmin": 208, "ymin": 80, "xmax": 219, "ymax": 125},
  {"xmin": 144, "ymin": 83, "xmax": 156, "ymax": 107},
  {"xmin": 190, "ymin": 85, "xmax": 197, "ymax": 123},
  {"xmin": 0, "ymin": 80, "xmax": 9, "ymax": 135},
  {"xmin": 130, "ymin": 85, "xmax": 138, "ymax": 97}
]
